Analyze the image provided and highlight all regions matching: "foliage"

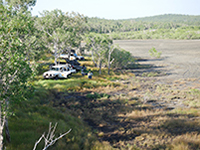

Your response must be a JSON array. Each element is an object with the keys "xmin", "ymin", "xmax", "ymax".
[
  {"xmin": 84, "ymin": 32, "xmax": 113, "ymax": 74},
  {"xmin": 5, "ymin": 96, "xmax": 96, "ymax": 150},
  {"xmin": 36, "ymin": 10, "xmax": 87, "ymax": 64},
  {"xmin": 149, "ymin": 47, "xmax": 162, "ymax": 58},
  {"xmin": 87, "ymin": 14, "xmax": 200, "ymax": 40},
  {"xmin": 0, "ymin": 1, "xmax": 39, "ymax": 148},
  {"xmin": 4, "ymin": 0, "xmax": 36, "ymax": 11},
  {"xmin": 88, "ymin": 14, "xmax": 200, "ymax": 34},
  {"xmin": 109, "ymin": 26, "xmax": 200, "ymax": 40},
  {"xmin": 110, "ymin": 47, "xmax": 134, "ymax": 69}
]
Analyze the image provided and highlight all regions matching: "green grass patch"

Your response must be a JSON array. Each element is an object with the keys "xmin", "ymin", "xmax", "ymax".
[{"xmin": 6, "ymin": 92, "xmax": 97, "ymax": 150}]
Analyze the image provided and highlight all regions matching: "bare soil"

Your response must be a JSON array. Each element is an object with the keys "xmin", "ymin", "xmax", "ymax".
[{"xmin": 114, "ymin": 39, "xmax": 200, "ymax": 83}]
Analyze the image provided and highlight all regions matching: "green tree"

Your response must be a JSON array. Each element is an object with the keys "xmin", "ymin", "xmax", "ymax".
[
  {"xmin": 107, "ymin": 45, "xmax": 116, "ymax": 75},
  {"xmin": 0, "ymin": 1, "xmax": 37, "ymax": 149},
  {"xmin": 85, "ymin": 33, "xmax": 113, "ymax": 74},
  {"xmin": 110, "ymin": 47, "xmax": 133, "ymax": 69},
  {"xmin": 36, "ymin": 10, "xmax": 87, "ymax": 65},
  {"xmin": 4, "ymin": 0, "xmax": 36, "ymax": 11}
]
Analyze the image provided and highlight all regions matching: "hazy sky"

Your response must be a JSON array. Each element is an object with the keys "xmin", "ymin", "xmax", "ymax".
[{"xmin": 31, "ymin": 0, "xmax": 200, "ymax": 19}]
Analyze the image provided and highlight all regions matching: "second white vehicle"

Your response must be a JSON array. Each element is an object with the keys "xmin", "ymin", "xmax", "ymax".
[
  {"xmin": 59, "ymin": 53, "xmax": 84, "ymax": 60},
  {"xmin": 43, "ymin": 65, "xmax": 76, "ymax": 79}
]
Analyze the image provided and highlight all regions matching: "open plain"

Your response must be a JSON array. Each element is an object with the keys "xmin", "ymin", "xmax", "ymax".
[{"xmin": 114, "ymin": 39, "xmax": 200, "ymax": 82}]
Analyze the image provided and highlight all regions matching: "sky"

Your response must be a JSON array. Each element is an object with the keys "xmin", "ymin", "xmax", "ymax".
[{"xmin": 31, "ymin": 0, "xmax": 200, "ymax": 20}]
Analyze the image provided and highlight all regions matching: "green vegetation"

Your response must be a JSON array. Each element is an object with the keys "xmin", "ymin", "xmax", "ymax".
[
  {"xmin": 2, "ymin": 0, "xmax": 200, "ymax": 149},
  {"xmin": 88, "ymin": 14, "xmax": 200, "ymax": 40},
  {"xmin": 6, "ymin": 85, "xmax": 96, "ymax": 150},
  {"xmin": 109, "ymin": 26, "xmax": 200, "ymax": 40},
  {"xmin": 149, "ymin": 47, "xmax": 162, "ymax": 58}
]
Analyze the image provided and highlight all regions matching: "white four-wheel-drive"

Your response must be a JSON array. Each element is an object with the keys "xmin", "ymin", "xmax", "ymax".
[
  {"xmin": 59, "ymin": 53, "xmax": 84, "ymax": 60},
  {"xmin": 43, "ymin": 65, "xmax": 76, "ymax": 79}
]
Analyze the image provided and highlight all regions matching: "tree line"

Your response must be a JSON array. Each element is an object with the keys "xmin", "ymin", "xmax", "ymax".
[{"xmin": 87, "ymin": 15, "xmax": 200, "ymax": 39}]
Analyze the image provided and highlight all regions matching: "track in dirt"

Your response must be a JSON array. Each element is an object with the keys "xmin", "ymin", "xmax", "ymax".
[{"xmin": 114, "ymin": 40, "xmax": 200, "ymax": 81}]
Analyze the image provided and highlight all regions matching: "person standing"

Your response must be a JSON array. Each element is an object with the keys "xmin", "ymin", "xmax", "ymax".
[
  {"xmin": 88, "ymin": 70, "xmax": 93, "ymax": 79},
  {"xmin": 81, "ymin": 65, "xmax": 87, "ymax": 76}
]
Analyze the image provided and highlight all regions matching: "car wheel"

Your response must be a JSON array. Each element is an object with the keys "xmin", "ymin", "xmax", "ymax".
[
  {"xmin": 54, "ymin": 76, "xmax": 58, "ymax": 80},
  {"xmin": 44, "ymin": 75, "xmax": 49, "ymax": 79}
]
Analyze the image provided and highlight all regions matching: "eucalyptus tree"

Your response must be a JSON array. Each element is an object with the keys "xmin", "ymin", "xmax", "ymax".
[
  {"xmin": 0, "ymin": 1, "xmax": 37, "ymax": 149},
  {"xmin": 4, "ymin": 0, "xmax": 36, "ymax": 11},
  {"xmin": 85, "ymin": 33, "xmax": 113, "ymax": 74},
  {"xmin": 106, "ymin": 45, "xmax": 117, "ymax": 75},
  {"xmin": 36, "ymin": 10, "xmax": 87, "ymax": 65}
]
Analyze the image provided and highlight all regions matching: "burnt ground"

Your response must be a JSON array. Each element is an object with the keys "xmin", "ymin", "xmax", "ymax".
[{"xmin": 53, "ymin": 40, "xmax": 200, "ymax": 149}]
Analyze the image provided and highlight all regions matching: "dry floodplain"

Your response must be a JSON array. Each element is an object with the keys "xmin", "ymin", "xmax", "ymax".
[{"xmin": 114, "ymin": 39, "xmax": 200, "ymax": 82}]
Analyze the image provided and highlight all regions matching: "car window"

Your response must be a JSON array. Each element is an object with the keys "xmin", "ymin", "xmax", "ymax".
[
  {"xmin": 63, "ymin": 67, "xmax": 67, "ymax": 71},
  {"xmin": 51, "ymin": 67, "xmax": 59, "ymax": 71}
]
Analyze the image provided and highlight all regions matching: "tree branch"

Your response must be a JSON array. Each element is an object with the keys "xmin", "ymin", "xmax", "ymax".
[{"xmin": 33, "ymin": 122, "xmax": 72, "ymax": 150}]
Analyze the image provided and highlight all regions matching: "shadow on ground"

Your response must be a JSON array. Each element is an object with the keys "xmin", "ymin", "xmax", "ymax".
[{"xmin": 50, "ymin": 91, "xmax": 200, "ymax": 149}]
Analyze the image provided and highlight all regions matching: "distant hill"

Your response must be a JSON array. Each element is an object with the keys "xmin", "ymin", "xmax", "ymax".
[
  {"xmin": 124, "ymin": 14, "xmax": 200, "ymax": 24},
  {"xmin": 87, "ymin": 14, "xmax": 200, "ymax": 39},
  {"xmin": 89, "ymin": 14, "xmax": 200, "ymax": 25}
]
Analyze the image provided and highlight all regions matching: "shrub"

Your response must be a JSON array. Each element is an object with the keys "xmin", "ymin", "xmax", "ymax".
[
  {"xmin": 111, "ymin": 47, "xmax": 134, "ymax": 69},
  {"xmin": 149, "ymin": 47, "xmax": 162, "ymax": 58}
]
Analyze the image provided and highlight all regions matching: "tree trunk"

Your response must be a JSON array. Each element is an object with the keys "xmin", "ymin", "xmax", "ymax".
[
  {"xmin": 54, "ymin": 43, "xmax": 58, "ymax": 65},
  {"xmin": 91, "ymin": 50, "xmax": 97, "ymax": 67},
  {"xmin": 5, "ymin": 118, "xmax": 10, "ymax": 143},
  {"xmin": 0, "ymin": 104, "xmax": 5, "ymax": 150},
  {"xmin": 108, "ymin": 51, "xmax": 111, "ymax": 75},
  {"xmin": 107, "ymin": 46, "xmax": 115, "ymax": 75},
  {"xmin": 0, "ymin": 125, "xmax": 3, "ymax": 150},
  {"xmin": 99, "ymin": 59, "xmax": 102, "ymax": 75}
]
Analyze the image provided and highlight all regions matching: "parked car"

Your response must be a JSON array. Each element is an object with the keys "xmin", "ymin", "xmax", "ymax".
[
  {"xmin": 67, "ymin": 64, "xmax": 76, "ymax": 73},
  {"xmin": 70, "ymin": 64, "xmax": 82, "ymax": 71},
  {"xmin": 63, "ymin": 59, "xmax": 82, "ymax": 71},
  {"xmin": 59, "ymin": 54, "xmax": 75, "ymax": 60},
  {"xmin": 43, "ymin": 65, "xmax": 75, "ymax": 79},
  {"xmin": 59, "ymin": 53, "xmax": 84, "ymax": 60},
  {"xmin": 65, "ymin": 59, "xmax": 80, "ymax": 66},
  {"xmin": 74, "ymin": 53, "xmax": 84, "ymax": 60}
]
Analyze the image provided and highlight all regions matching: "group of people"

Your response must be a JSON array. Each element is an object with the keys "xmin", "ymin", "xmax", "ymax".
[{"xmin": 81, "ymin": 65, "xmax": 93, "ymax": 79}]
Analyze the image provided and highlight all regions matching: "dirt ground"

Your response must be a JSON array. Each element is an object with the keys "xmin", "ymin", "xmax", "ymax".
[{"xmin": 114, "ymin": 39, "xmax": 200, "ymax": 83}]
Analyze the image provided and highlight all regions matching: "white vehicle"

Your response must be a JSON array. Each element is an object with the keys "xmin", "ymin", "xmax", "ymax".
[
  {"xmin": 60, "ymin": 54, "xmax": 75, "ymax": 60},
  {"xmin": 60, "ymin": 53, "xmax": 84, "ymax": 60},
  {"xmin": 43, "ymin": 65, "xmax": 76, "ymax": 79},
  {"xmin": 68, "ymin": 65, "xmax": 76, "ymax": 73},
  {"xmin": 73, "ymin": 53, "xmax": 84, "ymax": 60}
]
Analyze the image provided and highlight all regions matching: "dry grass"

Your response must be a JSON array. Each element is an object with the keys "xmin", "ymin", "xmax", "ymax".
[{"xmin": 172, "ymin": 133, "xmax": 200, "ymax": 150}]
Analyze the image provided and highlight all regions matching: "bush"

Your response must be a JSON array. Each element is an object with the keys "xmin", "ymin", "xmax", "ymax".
[
  {"xmin": 111, "ymin": 47, "xmax": 134, "ymax": 69},
  {"xmin": 149, "ymin": 47, "xmax": 162, "ymax": 58}
]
